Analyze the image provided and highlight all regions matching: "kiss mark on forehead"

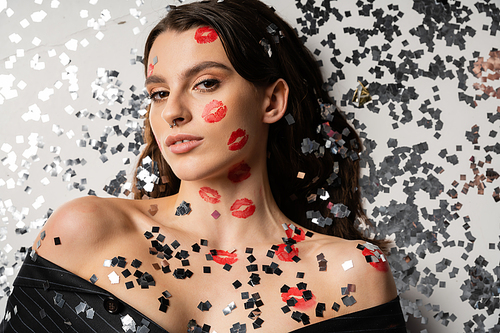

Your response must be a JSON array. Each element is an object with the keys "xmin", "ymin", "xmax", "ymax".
[
  {"xmin": 194, "ymin": 26, "xmax": 218, "ymax": 44},
  {"xmin": 202, "ymin": 100, "xmax": 227, "ymax": 123},
  {"xmin": 147, "ymin": 56, "xmax": 158, "ymax": 78}
]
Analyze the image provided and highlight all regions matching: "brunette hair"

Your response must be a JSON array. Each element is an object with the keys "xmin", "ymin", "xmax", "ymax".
[{"xmin": 133, "ymin": 0, "xmax": 387, "ymax": 250}]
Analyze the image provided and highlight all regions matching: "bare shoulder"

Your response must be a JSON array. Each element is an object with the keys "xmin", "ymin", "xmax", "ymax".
[
  {"xmin": 34, "ymin": 196, "xmax": 136, "ymax": 271},
  {"xmin": 307, "ymin": 236, "xmax": 398, "ymax": 313}
]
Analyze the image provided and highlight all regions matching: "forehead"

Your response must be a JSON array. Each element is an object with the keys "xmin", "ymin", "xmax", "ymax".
[{"xmin": 147, "ymin": 27, "xmax": 229, "ymax": 71}]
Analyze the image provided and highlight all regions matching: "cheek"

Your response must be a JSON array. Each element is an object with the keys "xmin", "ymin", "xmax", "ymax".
[
  {"xmin": 202, "ymin": 100, "xmax": 227, "ymax": 123},
  {"xmin": 227, "ymin": 128, "xmax": 249, "ymax": 151}
]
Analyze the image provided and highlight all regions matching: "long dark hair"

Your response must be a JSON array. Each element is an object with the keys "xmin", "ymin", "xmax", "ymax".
[{"xmin": 133, "ymin": 0, "xmax": 387, "ymax": 250}]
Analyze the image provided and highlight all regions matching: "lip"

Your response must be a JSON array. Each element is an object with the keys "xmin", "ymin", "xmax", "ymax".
[
  {"xmin": 211, "ymin": 250, "xmax": 238, "ymax": 265},
  {"xmin": 230, "ymin": 198, "xmax": 255, "ymax": 219},
  {"xmin": 227, "ymin": 161, "xmax": 251, "ymax": 183},
  {"xmin": 202, "ymin": 100, "xmax": 227, "ymax": 123},
  {"xmin": 199, "ymin": 186, "xmax": 221, "ymax": 204},
  {"xmin": 165, "ymin": 134, "xmax": 204, "ymax": 154},
  {"xmin": 227, "ymin": 128, "xmax": 248, "ymax": 151}
]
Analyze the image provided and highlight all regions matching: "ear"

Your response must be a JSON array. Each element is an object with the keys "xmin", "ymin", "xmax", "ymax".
[{"xmin": 262, "ymin": 78, "xmax": 289, "ymax": 124}]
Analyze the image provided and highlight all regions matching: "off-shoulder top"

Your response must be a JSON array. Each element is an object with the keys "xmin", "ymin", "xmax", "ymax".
[{"xmin": 1, "ymin": 254, "xmax": 406, "ymax": 332}]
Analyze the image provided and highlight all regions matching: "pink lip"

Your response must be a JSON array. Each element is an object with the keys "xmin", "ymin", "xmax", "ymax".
[
  {"xmin": 166, "ymin": 134, "xmax": 204, "ymax": 154},
  {"xmin": 202, "ymin": 100, "xmax": 227, "ymax": 123},
  {"xmin": 230, "ymin": 198, "xmax": 255, "ymax": 219},
  {"xmin": 227, "ymin": 128, "xmax": 248, "ymax": 151}
]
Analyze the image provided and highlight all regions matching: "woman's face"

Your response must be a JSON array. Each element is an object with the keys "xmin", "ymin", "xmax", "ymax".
[{"xmin": 146, "ymin": 27, "xmax": 270, "ymax": 183}]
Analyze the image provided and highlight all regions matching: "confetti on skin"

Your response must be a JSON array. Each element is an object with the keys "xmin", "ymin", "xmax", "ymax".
[
  {"xmin": 228, "ymin": 161, "xmax": 251, "ymax": 183},
  {"xmin": 194, "ymin": 26, "xmax": 218, "ymax": 44},
  {"xmin": 342, "ymin": 260, "xmax": 353, "ymax": 271},
  {"xmin": 227, "ymin": 128, "xmax": 249, "ymax": 151},
  {"xmin": 281, "ymin": 286, "xmax": 316, "ymax": 310},
  {"xmin": 357, "ymin": 242, "xmax": 388, "ymax": 272},
  {"xmin": 284, "ymin": 224, "xmax": 306, "ymax": 242},
  {"xmin": 201, "ymin": 100, "xmax": 227, "ymax": 123},
  {"xmin": 54, "ymin": 237, "xmax": 61, "ymax": 245},
  {"xmin": 211, "ymin": 210, "xmax": 221, "ymax": 219},
  {"xmin": 276, "ymin": 244, "xmax": 299, "ymax": 262},
  {"xmin": 199, "ymin": 186, "xmax": 221, "ymax": 204},
  {"xmin": 230, "ymin": 198, "xmax": 256, "ymax": 219},
  {"xmin": 175, "ymin": 200, "xmax": 191, "ymax": 216},
  {"xmin": 148, "ymin": 204, "xmax": 158, "ymax": 216}
]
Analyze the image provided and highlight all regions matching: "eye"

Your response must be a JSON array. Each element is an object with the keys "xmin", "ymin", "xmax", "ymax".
[
  {"xmin": 194, "ymin": 79, "xmax": 220, "ymax": 92},
  {"xmin": 149, "ymin": 90, "xmax": 169, "ymax": 102}
]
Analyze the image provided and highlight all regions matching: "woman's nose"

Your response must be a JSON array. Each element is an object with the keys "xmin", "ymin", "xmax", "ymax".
[{"xmin": 159, "ymin": 92, "xmax": 191, "ymax": 127}]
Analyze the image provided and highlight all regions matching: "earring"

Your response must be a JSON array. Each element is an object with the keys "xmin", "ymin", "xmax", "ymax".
[{"xmin": 169, "ymin": 120, "xmax": 176, "ymax": 128}]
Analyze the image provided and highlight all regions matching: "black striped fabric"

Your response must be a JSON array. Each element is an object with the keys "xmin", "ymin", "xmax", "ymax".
[
  {"xmin": 288, "ymin": 296, "xmax": 407, "ymax": 333},
  {"xmin": 0, "ymin": 254, "xmax": 167, "ymax": 333}
]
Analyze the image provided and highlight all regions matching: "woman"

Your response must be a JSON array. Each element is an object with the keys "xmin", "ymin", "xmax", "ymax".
[{"xmin": 1, "ymin": 0, "xmax": 406, "ymax": 332}]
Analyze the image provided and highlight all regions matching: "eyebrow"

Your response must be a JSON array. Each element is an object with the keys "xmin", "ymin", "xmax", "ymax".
[{"xmin": 144, "ymin": 61, "xmax": 232, "ymax": 86}]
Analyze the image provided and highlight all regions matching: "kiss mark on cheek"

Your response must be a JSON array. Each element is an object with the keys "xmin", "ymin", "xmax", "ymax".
[
  {"xmin": 194, "ymin": 26, "xmax": 218, "ymax": 44},
  {"xmin": 202, "ymin": 100, "xmax": 227, "ymax": 123},
  {"xmin": 227, "ymin": 161, "xmax": 251, "ymax": 183},
  {"xmin": 211, "ymin": 250, "xmax": 238, "ymax": 265},
  {"xmin": 276, "ymin": 244, "xmax": 299, "ymax": 262},
  {"xmin": 230, "ymin": 198, "xmax": 255, "ymax": 219},
  {"xmin": 147, "ymin": 63, "xmax": 154, "ymax": 78},
  {"xmin": 199, "ymin": 186, "xmax": 221, "ymax": 204},
  {"xmin": 227, "ymin": 128, "xmax": 249, "ymax": 151},
  {"xmin": 281, "ymin": 287, "xmax": 316, "ymax": 311}
]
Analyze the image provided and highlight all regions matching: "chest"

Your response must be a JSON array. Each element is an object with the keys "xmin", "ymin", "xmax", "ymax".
[{"xmin": 89, "ymin": 235, "xmax": 337, "ymax": 332}]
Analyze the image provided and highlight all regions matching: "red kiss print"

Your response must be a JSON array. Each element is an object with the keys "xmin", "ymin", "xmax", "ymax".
[
  {"xmin": 199, "ymin": 187, "xmax": 221, "ymax": 204},
  {"xmin": 147, "ymin": 63, "xmax": 154, "ymax": 78},
  {"xmin": 276, "ymin": 244, "xmax": 299, "ymax": 262},
  {"xmin": 227, "ymin": 128, "xmax": 249, "ymax": 151},
  {"xmin": 230, "ymin": 198, "xmax": 256, "ymax": 219},
  {"xmin": 211, "ymin": 250, "xmax": 238, "ymax": 265},
  {"xmin": 227, "ymin": 161, "xmax": 251, "ymax": 183},
  {"xmin": 362, "ymin": 247, "xmax": 388, "ymax": 272},
  {"xmin": 194, "ymin": 26, "xmax": 218, "ymax": 44},
  {"xmin": 202, "ymin": 100, "xmax": 227, "ymax": 123},
  {"xmin": 281, "ymin": 287, "xmax": 316, "ymax": 310},
  {"xmin": 285, "ymin": 224, "xmax": 306, "ymax": 243}
]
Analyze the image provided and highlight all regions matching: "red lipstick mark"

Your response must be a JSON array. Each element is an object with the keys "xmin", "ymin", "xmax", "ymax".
[
  {"xmin": 230, "ymin": 198, "xmax": 255, "ymax": 219},
  {"xmin": 361, "ymin": 245, "xmax": 388, "ymax": 272},
  {"xmin": 211, "ymin": 250, "xmax": 237, "ymax": 265},
  {"xmin": 147, "ymin": 63, "xmax": 154, "ymax": 78},
  {"xmin": 199, "ymin": 187, "xmax": 221, "ymax": 204},
  {"xmin": 285, "ymin": 224, "xmax": 306, "ymax": 243},
  {"xmin": 227, "ymin": 161, "xmax": 251, "ymax": 183},
  {"xmin": 202, "ymin": 100, "xmax": 227, "ymax": 123},
  {"xmin": 276, "ymin": 244, "xmax": 299, "ymax": 262},
  {"xmin": 194, "ymin": 26, "xmax": 218, "ymax": 44},
  {"xmin": 281, "ymin": 287, "xmax": 316, "ymax": 310},
  {"xmin": 227, "ymin": 128, "xmax": 249, "ymax": 151}
]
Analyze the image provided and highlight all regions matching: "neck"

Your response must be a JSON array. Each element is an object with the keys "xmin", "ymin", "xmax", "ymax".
[{"xmin": 165, "ymin": 162, "xmax": 288, "ymax": 251}]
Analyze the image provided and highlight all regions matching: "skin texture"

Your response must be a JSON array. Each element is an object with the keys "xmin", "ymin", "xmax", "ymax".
[{"xmin": 35, "ymin": 28, "xmax": 398, "ymax": 333}]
